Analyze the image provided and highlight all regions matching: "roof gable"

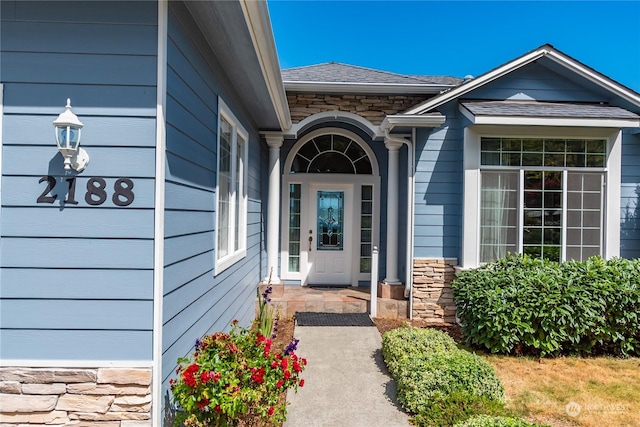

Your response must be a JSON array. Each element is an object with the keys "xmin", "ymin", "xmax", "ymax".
[{"xmin": 405, "ymin": 44, "xmax": 640, "ymax": 115}]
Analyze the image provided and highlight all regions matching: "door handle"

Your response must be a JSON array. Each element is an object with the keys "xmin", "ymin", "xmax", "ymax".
[{"xmin": 308, "ymin": 235, "xmax": 313, "ymax": 251}]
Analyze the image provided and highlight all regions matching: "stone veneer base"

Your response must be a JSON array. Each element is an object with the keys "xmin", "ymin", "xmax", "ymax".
[
  {"xmin": 0, "ymin": 367, "xmax": 152, "ymax": 426},
  {"xmin": 412, "ymin": 258, "xmax": 458, "ymax": 323}
]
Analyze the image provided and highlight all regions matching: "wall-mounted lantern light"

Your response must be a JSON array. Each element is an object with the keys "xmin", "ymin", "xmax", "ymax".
[{"xmin": 53, "ymin": 98, "xmax": 89, "ymax": 172}]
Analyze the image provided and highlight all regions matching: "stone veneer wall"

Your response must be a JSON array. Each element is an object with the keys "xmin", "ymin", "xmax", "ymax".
[
  {"xmin": 0, "ymin": 367, "xmax": 152, "ymax": 426},
  {"xmin": 287, "ymin": 93, "xmax": 430, "ymax": 125},
  {"xmin": 412, "ymin": 258, "xmax": 458, "ymax": 323}
]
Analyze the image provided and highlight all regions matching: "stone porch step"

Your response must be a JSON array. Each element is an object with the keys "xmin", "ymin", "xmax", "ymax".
[{"xmin": 257, "ymin": 284, "xmax": 409, "ymax": 319}]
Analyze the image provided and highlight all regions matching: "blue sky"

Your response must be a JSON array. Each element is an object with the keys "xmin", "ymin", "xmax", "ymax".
[{"xmin": 268, "ymin": 1, "xmax": 640, "ymax": 92}]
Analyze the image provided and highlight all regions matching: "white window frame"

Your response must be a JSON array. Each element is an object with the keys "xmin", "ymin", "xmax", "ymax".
[
  {"xmin": 215, "ymin": 97, "xmax": 248, "ymax": 274},
  {"xmin": 462, "ymin": 125, "xmax": 621, "ymax": 269}
]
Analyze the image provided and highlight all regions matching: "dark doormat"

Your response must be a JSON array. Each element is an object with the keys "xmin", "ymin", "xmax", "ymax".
[{"xmin": 295, "ymin": 312, "xmax": 375, "ymax": 327}]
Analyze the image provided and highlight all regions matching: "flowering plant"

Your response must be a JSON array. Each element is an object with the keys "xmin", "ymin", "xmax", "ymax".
[{"xmin": 171, "ymin": 320, "xmax": 306, "ymax": 427}]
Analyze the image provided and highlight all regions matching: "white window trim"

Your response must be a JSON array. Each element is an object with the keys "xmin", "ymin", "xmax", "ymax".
[
  {"xmin": 461, "ymin": 125, "xmax": 621, "ymax": 269},
  {"xmin": 215, "ymin": 97, "xmax": 248, "ymax": 275}
]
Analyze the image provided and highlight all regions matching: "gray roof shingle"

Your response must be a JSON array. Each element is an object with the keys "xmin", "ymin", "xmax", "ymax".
[
  {"xmin": 282, "ymin": 62, "xmax": 462, "ymax": 86},
  {"xmin": 461, "ymin": 101, "xmax": 640, "ymax": 119}
]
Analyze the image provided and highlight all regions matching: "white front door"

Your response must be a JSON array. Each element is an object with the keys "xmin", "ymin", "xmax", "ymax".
[{"xmin": 307, "ymin": 184, "xmax": 353, "ymax": 285}]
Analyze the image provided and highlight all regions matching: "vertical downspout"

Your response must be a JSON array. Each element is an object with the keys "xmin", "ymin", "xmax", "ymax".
[{"xmin": 407, "ymin": 128, "xmax": 416, "ymax": 319}]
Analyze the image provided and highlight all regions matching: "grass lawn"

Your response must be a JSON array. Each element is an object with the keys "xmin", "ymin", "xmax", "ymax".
[{"xmin": 484, "ymin": 355, "xmax": 640, "ymax": 427}]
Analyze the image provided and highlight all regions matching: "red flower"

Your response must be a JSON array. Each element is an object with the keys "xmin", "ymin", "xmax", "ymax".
[
  {"xmin": 197, "ymin": 398, "xmax": 210, "ymax": 410},
  {"xmin": 299, "ymin": 379, "xmax": 305, "ymax": 387},
  {"xmin": 227, "ymin": 342, "xmax": 238, "ymax": 354},
  {"xmin": 276, "ymin": 379, "xmax": 284, "ymax": 389},
  {"xmin": 251, "ymin": 367, "xmax": 265, "ymax": 384},
  {"xmin": 293, "ymin": 361, "xmax": 301, "ymax": 373},
  {"xmin": 214, "ymin": 405, "xmax": 221, "ymax": 413},
  {"xmin": 271, "ymin": 361, "xmax": 278, "ymax": 368},
  {"xmin": 281, "ymin": 358, "xmax": 288, "ymax": 370},
  {"xmin": 284, "ymin": 370, "xmax": 291, "ymax": 380},
  {"xmin": 182, "ymin": 364, "xmax": 199, "ymax": 388},
  {"xmin": 268, "ymin": 406, "xmax": 275, "ymax": 416}
]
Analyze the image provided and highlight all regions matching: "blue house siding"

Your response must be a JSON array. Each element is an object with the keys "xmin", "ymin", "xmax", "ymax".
[
  {"xmin": 620, "ymin": 131, "xmax": 640, "ymax": 258},
  {"xmin": 414, "ymin": 105, "xmax": 463, "ymax": 259},
  {"xmin": 0, "ymin": 1, "xmax": 157, "ymax": 361},
  {"xmin": 161, "ymin": 2, "xmax": 266, "ymax": 392},
  {"xmin": 469, "ymin": 62, "xmax": 604, "ymax": 102}
]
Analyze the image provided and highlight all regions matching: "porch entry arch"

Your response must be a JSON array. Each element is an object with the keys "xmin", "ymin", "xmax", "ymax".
[{"xmin": 281, "ymin": 128, "xmax": 381, "ymax": 286}]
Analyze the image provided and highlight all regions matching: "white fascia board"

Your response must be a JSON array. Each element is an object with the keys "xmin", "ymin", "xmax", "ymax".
[
  {"xmin": 284, "ymin": 81, "xmax": 453, "ymax": 95},
  {"xmin": 380, "ymin": 114, "xmax": 446, "ymax": 130},
  {"xmin": 239, "ymin": 0, "xmax": 292, "ymax": 131},
  {"xmin": 459, "ymin": 104, "xmax": 640, "ymax": 128},
  {"xmin": 405, "ymin": 49, "xmax": 549, "ymax": 115},
  {"xmin": 463, "ymin": 117, "xmax": 640, "ymax": 130}
]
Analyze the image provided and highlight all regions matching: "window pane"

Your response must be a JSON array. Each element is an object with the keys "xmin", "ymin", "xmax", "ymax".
[
  {"xmin": 217, "ymin": 117, "xmax": 232, "ymax": 260},
  {"xmin": 360, "ymin": 185, "xmax": 373, "ymax": 273},
  {"xmin": 565, "ymin": 172, "xmax": 602, "ymax": 260},
  {"xmin": 587, "ymin": 140, "xmax": 606, "ymax": 153},
  {"xmin": 522, "ymin": 152, "xmax": 543, "ymax": 166},
  {"xmin": 544, "ymin": 153, "xmax": 564, "ymax": 167},
  {"xmin": 481, "ymin": 138, "xmax": 501, "ymax": 151},
  {"xmin": 586, "ymin": 154, "xmax": 605, "ymax": 167},
  {"xmin": 545, "ymin": 139, "xmax": 566, "ymax": 153},
  {"xmin": 583, "ymin": 192, "xmax": 601, "ymax": 210},
  {"xmin": 313, "ymin": 135, "xmax": 332, "ymax": 153},
  {"xmin": 288, "ymin": 184, "xmax": 302, "ymax": 272},
  {"xmin": 234, "ymin": 136, "xmax": 245, "ymax": 252},
  {"xmin": 523, "ymin": 138, "xmax": 543, "ymax": 152},
  {"xmin": 566, "ymin": 140, "xmax": 586, "ymax": 153},
  {"xmin": 524, "ymin": 210, "xmax": 542, "ymax": 226},
  {"xmin": 480, "ymin": 171, "xmax": 518, "ymax": 263}
]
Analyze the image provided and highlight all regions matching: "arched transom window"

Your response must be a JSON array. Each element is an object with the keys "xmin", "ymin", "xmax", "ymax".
[{"xmin": 291, "ymin": 134, "xmax": 373, "ymax": 174}]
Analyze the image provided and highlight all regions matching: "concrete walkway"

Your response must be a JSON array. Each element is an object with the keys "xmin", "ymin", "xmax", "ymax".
[{"xmin": 283, "ymin": 326, "xmax": 410, "ymax": 427}]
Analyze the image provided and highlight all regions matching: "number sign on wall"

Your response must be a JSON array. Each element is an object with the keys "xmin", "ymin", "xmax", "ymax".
[{"xmin": 37, "ymin": 176, "xmax": 135, "ymax": 207}]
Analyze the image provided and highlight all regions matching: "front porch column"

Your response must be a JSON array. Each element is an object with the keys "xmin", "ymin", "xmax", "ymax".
[
  {"xmin": 384, "ymin": 138, "xmax": 402, "ymax": 284},
  {"xmin": 265, "ymin": 134, "xmax": 284, "ymax": 283}
]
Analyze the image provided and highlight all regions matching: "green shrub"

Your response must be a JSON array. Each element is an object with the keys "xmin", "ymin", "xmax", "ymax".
[
  {"xmin": 453, "ymin": 414, "xmax": 550, "ymax": 427},
  {"xmin": 382, "ymin": 326, "xmax": 458, "ymax": 375},
  {"xmin": 392, "ymin": 346, "xmax": 505, "ymax": 413},
  {"xmin": 411, "ymin": 392, "xmax": 510, "ymax": 427},
  {"xmin": 452, "ymin": 254, "xmax": 640, "ymax": 357}
]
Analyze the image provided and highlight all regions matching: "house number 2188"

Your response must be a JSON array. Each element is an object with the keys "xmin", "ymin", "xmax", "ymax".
[{"xmin": 37, "ymin": 176, "xmax": 135, "ymax": 207}]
